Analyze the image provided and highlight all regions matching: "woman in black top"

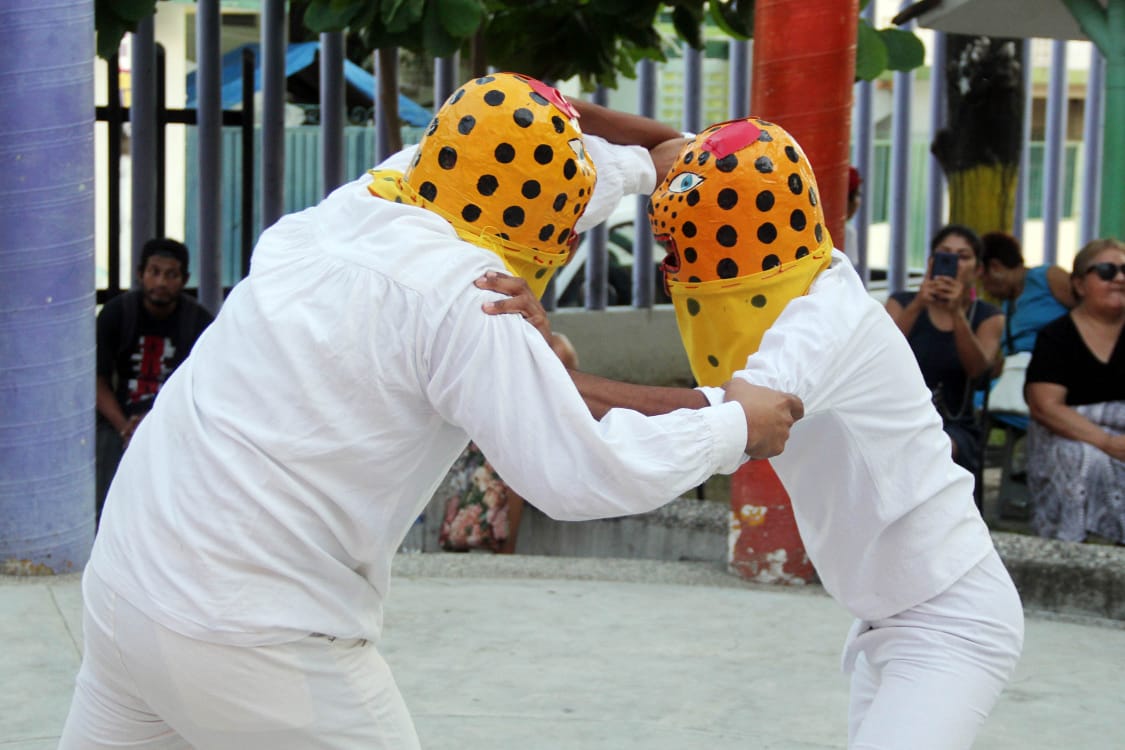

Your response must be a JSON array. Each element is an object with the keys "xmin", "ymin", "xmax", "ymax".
[
  {"xmin": 1025, "ymin": 238, "xmax": 1125, "ymax": 544},
  {"xmin": 886, "ymin": 225, "xmax": 1004, "ymax": 475}
]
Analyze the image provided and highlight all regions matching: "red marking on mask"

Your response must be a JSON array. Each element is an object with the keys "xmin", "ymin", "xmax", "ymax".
[
  {"xmin": 701, "ymin": 121, "xmax": 762, "ymax": 160},
  {"xmin": 528, "ymin": 77, "xmax": 580, "ymax": 120}
]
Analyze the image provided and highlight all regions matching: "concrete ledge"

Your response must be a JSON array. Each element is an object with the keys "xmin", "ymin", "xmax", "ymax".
[
  {"xmin": 516, "ymin": 497, "xmax": 728, "ymax": 564},
  {"xmin": 548, "ymin": 305, "xmax": 694, "ymax": 386},
  {"xmin": 512, "ymin": 498, "xmax": 1125, "ymax": 622},
  {"xmin": 993, "ymin": 533, "xmax": 1125, "ymax": 621}
]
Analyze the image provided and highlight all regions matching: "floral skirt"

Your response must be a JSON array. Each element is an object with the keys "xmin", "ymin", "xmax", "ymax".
[
  {"xmin": 437, "ymin": 443, "xmax": 514, "ymax": 552},
  {"xmin": 1027, "ymin": 401, "xmax": 1125, "ymax": 544}
]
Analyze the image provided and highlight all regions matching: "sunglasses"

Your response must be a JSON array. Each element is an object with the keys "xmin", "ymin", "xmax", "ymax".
[{"xmin": 1084, "ymin": 262, "xmax": 1125, "ymax": 281}]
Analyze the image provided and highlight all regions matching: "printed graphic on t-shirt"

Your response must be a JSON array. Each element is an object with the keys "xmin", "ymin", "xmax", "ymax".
[{"xmin": 126, "ymin": 335, "xmax": 177, "ymax": 410}]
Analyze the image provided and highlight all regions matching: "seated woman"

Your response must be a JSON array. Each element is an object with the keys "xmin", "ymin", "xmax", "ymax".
[
  {"xmin": 979, "ymin": 231, "xmax": 1075, "ymax": 356},
  {"xmin": 977, "ymin": 231, "xmax": 1077, "ymax": 434},
  {"xmin": 886, "ymin": 225, "xmax": 1004, "ymax": 475},
  {"xmin": 437, "ymin": 332, "xmax": 580, "ymax": 553},
  {"xmin": 1025, "ymin": 238, "xmax": 1125, "ymax": 544}
]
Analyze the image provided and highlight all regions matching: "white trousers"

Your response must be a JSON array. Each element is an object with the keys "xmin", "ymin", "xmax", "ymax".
[
  {"xmin": 843, "ymin": 549, "xmax": 1024, "ymax": 750},
  {"xmin": 59, "ymin": 569, "xmax": 421, "ymax": 749}
]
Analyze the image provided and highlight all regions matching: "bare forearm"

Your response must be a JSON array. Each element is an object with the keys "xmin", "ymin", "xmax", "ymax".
[
  {"xmin": 886, "ymin": 295, "xmax": 925, "ymax": 338},
  {"xmin": 571, "ymin": 99, "xmax": 682, "ymax": 150},
  {"xmin": 570, "ymin": 369, "xmax": 707, "ymax": 419},
  {"xmin": 1030, "ymin": 399, "xmax": 1113, "ymax": 450},
  {"xmin": 95, "ymin": 378, "xmax": 128, "ymax": 433},
  {"xmin": 1046, "ymin": 264, "xmax": 1077, "ymax": 308},
  {"xmin": 951, "ymin": 314, "xmax": 994, "ymax": 379}
]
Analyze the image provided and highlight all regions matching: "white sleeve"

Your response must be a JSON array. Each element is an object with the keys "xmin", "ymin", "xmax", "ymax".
[
  {"xmin": 727, "ymin": 276, "xmax": 862, "ymax": 416},
  {"xmin": 576, "ymin": 135, "xmax": 656, "ymax": 232},
  {"xmin": 423, "ymin": 292, "xmax": 747, "ymax": 521},
  {"xmin": 693, "ymin": 301, "xmax": 829, "ymax": 412},
  {"xmin": 697, "ymin": 385, "xmax": 725, "ymax": 408}
]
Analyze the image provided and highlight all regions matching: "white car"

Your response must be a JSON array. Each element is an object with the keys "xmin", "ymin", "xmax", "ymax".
[{"xmin": 554, "ymin": 200, "xmax": 671, "ymax": 307}]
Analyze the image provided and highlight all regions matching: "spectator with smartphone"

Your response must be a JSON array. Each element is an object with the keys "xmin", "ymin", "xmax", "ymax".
[{"xmin": 885, "ymin": 224, "xmax": 1004, "ymax": 474}]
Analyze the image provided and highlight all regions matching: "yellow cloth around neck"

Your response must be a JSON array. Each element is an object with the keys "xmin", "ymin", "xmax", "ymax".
[
  {"xmin": 669, "ymin": 245, "xmax": 831, "ymax": 386},
  {"xmin": 366, "ymin": 169, "xmax": 568, "ymax": 299}
]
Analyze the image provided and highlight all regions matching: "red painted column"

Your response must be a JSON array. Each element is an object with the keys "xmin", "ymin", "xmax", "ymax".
[
  {"xmin": 726, "ymin": 0, "xmax": 858, "ymax": 585},
  {"xmin": 751, "ymin": 0, "xmax": 858, "ymax": 250},
  {"xmin": 728, "ymin": 460, "xmax": 815, "ymax": 583}
]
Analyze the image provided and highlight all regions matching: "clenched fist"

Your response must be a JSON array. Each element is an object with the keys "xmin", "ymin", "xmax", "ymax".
[{"xmin": 722, "ymin": 378, "xmax": 804, "ymax": 458}]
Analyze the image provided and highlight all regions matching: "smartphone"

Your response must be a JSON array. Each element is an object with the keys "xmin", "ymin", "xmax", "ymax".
[{"xmin": 931, "ymin": 251, "xmax": 959, "ymax": 279}]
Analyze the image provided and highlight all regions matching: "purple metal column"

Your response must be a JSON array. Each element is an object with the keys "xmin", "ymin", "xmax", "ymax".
[
  {"xmin": 925, "ymin": 32, "xmax": 947, "ymax": 245},
  {"xmin": 196, "ymin": 0, "xmax": 222, "ymax": 312},
  {"xmin": 728, "ymin": 40, "xmax": 750, "ymax": 119},
  {"xmin": 1042, "ymin": 40, "xmax": 1068, "ymax": 266},
  {"xmin": 260, "ymin": 0, "xmax": 286, "ymax": 230},
  {"xmin": 584, "ymin": 86, "xmax": 610, "ymax": 311},
  {"xmin": 374, "ymin": 50, "xmax": 397, "ymax": 163},
  {"xmin": 633, "ymin": 59, "xmax": 657, "ymax": 309},
  {"xmin": 433, "ymin": 56, "xmax": 458, "ymax": 106},
  {"xmin": 851, "ymin": 0, "xmax": 875, "ymax": 287},
  {"xmin": 888, "ymin": 2, "xmax": 915, "ymax": 293},
  {"xmin": 0, "ymin": 0, "xmax": 96, "ymax": 572},
  {"xmin": 131, "ymin": 16, "xmax": 157, "ymax": 284},
  {"xmin": 320, "ymin": 31, "xmax": 345, "ymax": 197},
  {"xmin": 683, "ymin": 44, "xmax": 703, "ymax": 134},
  {"xmin": 1014, "ymin": 39, "xmax": 1034, "ymax": 243},
  {"xmin": 1079, "ymin": 47, "xmax": 1106, "ymax": 246}
]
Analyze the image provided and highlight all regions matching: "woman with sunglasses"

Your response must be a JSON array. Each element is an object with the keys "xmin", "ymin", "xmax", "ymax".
[{"xmin": 1025, "ymin": 238, "xmax": 1125, "ymax": 544}]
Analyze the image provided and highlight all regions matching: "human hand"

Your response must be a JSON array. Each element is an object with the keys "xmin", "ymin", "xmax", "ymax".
[
  {"xmin": 476, "ymin": 271, "xmax": 554, "ymax": 348},
  {"xmin": 550, "ymin": 332, "xmax": 580, "ymax": 370},
  {"xmin": 917, "ymin": 274, "xmax": 962, "ymax": 309},
  {"xmin": 649, "ymin": 136, "xmax": 689, "ymax": 184},
  {"xmin": 722, "ymin": 379, "xmax": 804, "ymax": 458},
  {"xmin": 120, "ymin": 415, "xmax": 142, "ymax": 448},
  {"xmin": 1101, "ymin": 432, "xmax": 1125, "ymax": 462},
  {"xmin": 930, "ymin": 274, "xmax": 964, "ymax": 309}
]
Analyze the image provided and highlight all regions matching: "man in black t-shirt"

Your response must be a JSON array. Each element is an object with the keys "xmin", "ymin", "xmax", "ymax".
[{"xmin": 95, "ymin": 238, "xmax": 214, "ymax": 524}]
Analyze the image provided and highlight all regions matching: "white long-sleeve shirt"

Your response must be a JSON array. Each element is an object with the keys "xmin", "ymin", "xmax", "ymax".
[
  {"xmin": 703, "ymin": 252, "xmax": 995, "ymax": 621},
  {"xmin": 90, "ymin": 137, "xmax": 748, "ymax": 646}
]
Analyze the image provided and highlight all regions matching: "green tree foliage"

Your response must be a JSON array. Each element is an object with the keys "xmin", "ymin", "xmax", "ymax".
[
  {"xmin": 95, "ymin": 0, "xmax": 158, "ymax": 60},
  {"xmin": 301, "ymin": 0, "xmax": 485, "ymax": 58},
  {"xmin": 96, "ymin": 0, "xmax": 922, "ymax": 86},
  {"xmin": 855, "ymin": 0, "xmax": 925, "ymax": 82}
]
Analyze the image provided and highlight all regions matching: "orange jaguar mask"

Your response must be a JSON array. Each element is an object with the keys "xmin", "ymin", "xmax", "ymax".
[
  {"xmin": 650, "ymin": 117, "xmax": 832, "ymax": 386},
  {"xmin": 367, "ymin": 73, "xmax": 596, "ymax": 298}
]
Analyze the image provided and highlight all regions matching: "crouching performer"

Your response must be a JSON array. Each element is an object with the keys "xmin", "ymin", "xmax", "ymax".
[{"xmin": 484, "ymin": 116, "xmax": 1024, "ymax": 750}]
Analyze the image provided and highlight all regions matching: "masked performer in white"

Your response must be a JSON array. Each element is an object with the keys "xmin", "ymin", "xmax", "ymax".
[
  {"xmin": 482, "ymin": 117, "xmax": 1024, "ymax": 750},
  {"xmin": 59, "ymin": 76, "xmax": 803, "ymax": 749}
]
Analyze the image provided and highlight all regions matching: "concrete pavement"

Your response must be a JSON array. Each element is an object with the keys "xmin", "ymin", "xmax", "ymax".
[{"xmin": 3, "ymin": 554, "xmax": 1124, "ymax": 749}]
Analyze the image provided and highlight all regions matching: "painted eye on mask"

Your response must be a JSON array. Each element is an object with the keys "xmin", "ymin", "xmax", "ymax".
[
  {"xmin": 667, "ymin": 171, "xmax": 705, "ymax": 194},
  {"xmin": 568, "ymin": 138, "xmax": 587, "ymax": 163}
]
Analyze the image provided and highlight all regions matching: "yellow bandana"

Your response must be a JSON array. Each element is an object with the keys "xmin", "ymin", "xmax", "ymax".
[
  {"xmin": 651, "ymin": 116, "xmax": 834, "ymax": 385},
  {"xmin": 669, "ymin": 246, "xmax": 830, "ymax": 386},
  {"xmin": 367, "ymin": 169, "xmax": 570, "ymax": 299}
]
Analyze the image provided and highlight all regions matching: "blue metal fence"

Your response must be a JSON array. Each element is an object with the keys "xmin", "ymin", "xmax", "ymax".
[
  {"xmin": 184, "ymin": 128, "xmax": 1084, "ymax": 288},
  {"xmin": 185, "ymin": 125, "xmax": 425, "ymax": 285},
  {"xmin": 865, "ymin": 140, "xmax": 1082, "ymax": 270}
]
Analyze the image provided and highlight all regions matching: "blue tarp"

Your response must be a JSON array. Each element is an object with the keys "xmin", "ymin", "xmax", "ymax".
[{"xmin": 185, "ymin": 41, "xmax": 432, "ymax": 127}]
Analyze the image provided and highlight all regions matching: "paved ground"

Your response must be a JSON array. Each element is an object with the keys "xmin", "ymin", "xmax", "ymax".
[{"xmin": 3, "ymin": 554, "xmax": 1124, "ymax": 750}]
